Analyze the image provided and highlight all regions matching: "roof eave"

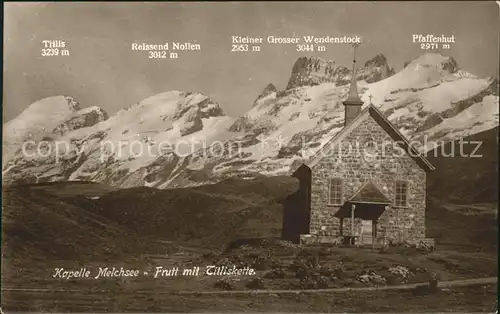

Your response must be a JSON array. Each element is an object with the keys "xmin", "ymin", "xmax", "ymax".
[
  {"xmin": 304, "ymin": 106, "xmax": 371, "ymax": 169},
  {"xmin": 368, "ymin": 105, "xmax": 436, "ymax": 172}
]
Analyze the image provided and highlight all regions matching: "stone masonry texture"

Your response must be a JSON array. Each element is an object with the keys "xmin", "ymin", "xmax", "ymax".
[{"xmin": 309, "ymin": 114, "xmax": 427, "ymax": 244}]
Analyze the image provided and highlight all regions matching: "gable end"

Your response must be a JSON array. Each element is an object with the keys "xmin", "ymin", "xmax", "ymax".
[{"xmin": 303, "ymin": 105, "xmax": 435, "ymax": 172}]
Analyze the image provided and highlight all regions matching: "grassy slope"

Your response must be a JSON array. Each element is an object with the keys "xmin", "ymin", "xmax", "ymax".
[
  {"xmin": 1, "ymin": 182, "xmax": 176, "ymax": 287},
  {"xmin": 91, "ymin": 176, "xmax": 298, "ymax": 250},
  {"xmin": 1, "ymin": 176, "xmax": 299, "ymax": 276},
  {"xmin": 2, "ymin": 184, "xmax": 125, "ymax": 263},
  {"xmin": 427, "ymin": 198, "xmax": 497, "ymax": 252},
  {"xmin": 426, "ymin": 126, "xmax": 498, "ymax": 204}
]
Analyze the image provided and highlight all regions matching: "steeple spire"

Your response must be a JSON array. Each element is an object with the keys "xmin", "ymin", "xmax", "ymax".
[
  {"xmin": 346, "ymin": 43, "xmax": 362, "ymax": 103},
  {"xmin": 342, "ymin": 43, "xmax": 364, "ymax": 126}
]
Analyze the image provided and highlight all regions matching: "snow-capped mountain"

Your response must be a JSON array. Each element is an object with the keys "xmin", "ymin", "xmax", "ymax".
[
  {"xmin": 2, "ymin": 96, "xmax": 80, "ymax": 164},
  {"xmin": 3, "ymin": 53, "xmax": 498, "ymax": 188},
  {"xmin": 3, "ymin": 91, "xmax": 234, "ymax": 186}
]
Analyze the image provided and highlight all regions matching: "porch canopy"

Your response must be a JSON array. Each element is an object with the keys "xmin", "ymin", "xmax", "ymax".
[{"xmin": 334, "ymin": 182, "xmax": 391, "ymax": 220}]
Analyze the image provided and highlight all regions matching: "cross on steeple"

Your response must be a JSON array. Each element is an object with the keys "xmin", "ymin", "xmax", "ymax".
[
  {"xmin": 369, "ymin": 94, "xmax": 373, "ymax": 104},
  {"xmin": 352, "ymin": 42, "xmax": 359, "ymax": 62}
]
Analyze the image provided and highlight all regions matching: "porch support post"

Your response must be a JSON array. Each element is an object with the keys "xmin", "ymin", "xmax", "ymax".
[
  {"xmin": 372, "ymin": 219, "xmax": 375, "ymax": 250},
  {"xmin": 351, "ymin": 204, "xmax": 356, "ymax": 239},
  {"xmin": 384, "ymin": 205, "xmax": 390, "ymax": 246}
]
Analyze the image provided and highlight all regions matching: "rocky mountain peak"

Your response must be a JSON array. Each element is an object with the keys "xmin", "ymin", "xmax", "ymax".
[
  {"xmin": 364, "ymin": 53, "xmax": 389, "ymax": 68},
  {"xmin": 133, "ymin": 91, "xmax": 226, "ymax": 137},
  {"xmin": 136, "ymin": 91, "xmax": 225, "ymax": 119},
  {"xmin": 441, "ymin": 56, "xmax": 459, "ymax": 73},
  {"xmin": 259, "ymin": 83, "xmax": 278, "ymax": 98},
  {"xmin": 361, "ymin": 53, "xmax": 395, "ymax": 83},
  {"xmin": 2, "ymin": 95, "xmax": 84, "ymax": 163},
  {"xmin": 173, "ymin": 92, "xmax": 225, "ymax": 120},
  {"xmin": 64, "ymin": 96, "xmax": 81, "ymax": 112},
  {"xmin": 403, "ymin": 53, "xmax": 459, "ymax": 73},
  {"xmin": 286, "ymin": 54, "xmax": 395, "ymax": 90},
  {"xmin": 171, "ymin": 94, "xmax": 226, "ymax": 136},
  {"xmin": 53, "ymin": 106, "xmax": 109, "ymax": 136},
  {"xmin": 251, "ymin": 83, "xmax": 278, "ymax": 108},
  {"xmin": 286, "ymin": 57, "xmax": 333, "ymax": 89}
]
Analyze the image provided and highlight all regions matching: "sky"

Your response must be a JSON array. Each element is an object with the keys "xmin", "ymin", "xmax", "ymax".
[{"xmin": 3, "ymin": 1, "xmax": 499, "ymax": 122}]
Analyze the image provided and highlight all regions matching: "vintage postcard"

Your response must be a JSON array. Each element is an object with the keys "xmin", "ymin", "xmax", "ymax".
[{"xmin": 2, "ymin": 1, "xmax": 498, "ymax": 312}]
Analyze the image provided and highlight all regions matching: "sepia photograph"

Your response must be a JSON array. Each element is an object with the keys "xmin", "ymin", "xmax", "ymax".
[{"xmin": 2, "ymin": 1, "xmax": 499, "ymax": 312}]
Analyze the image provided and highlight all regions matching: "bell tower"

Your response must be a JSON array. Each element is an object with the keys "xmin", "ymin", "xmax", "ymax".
[{"xmin": 343, "ymin": 43, "xmax": 364, "ymax": 126}]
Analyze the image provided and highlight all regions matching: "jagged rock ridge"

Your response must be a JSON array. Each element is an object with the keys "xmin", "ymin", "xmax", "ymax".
[
  {"xmin": 286, "ymin": 54, "xmax": 395, "ymax": 90},
  {"xmin": 53, "ymin": 107, "xmax": 109, "ymax": 136}
]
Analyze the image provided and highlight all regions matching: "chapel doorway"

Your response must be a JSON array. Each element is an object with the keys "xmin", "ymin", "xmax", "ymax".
[{"xmin": 360, "ymin": 219, "xmax": 373, "ymax": 245}]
